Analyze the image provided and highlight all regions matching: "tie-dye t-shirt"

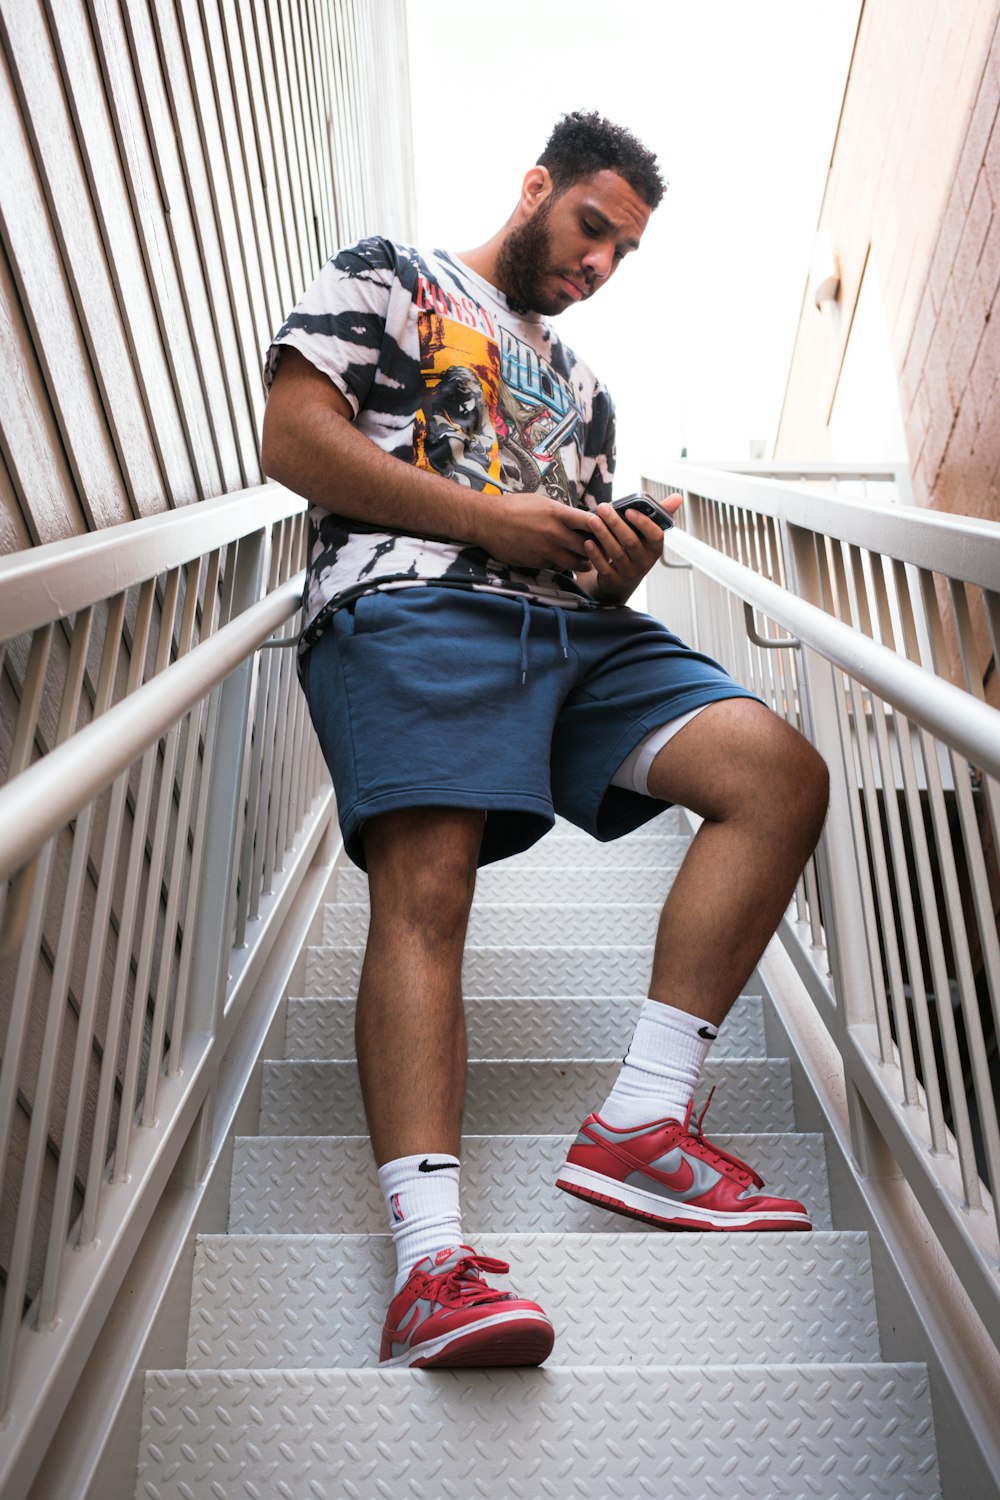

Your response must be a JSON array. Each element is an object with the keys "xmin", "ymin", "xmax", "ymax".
[{"xmin": 264, "ymin": 238, "xmax": 616, "ymax": 649}]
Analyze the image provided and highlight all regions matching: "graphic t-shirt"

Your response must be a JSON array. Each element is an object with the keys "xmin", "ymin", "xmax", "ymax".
[{"xmin": 264, "ymin": 238, "xmax": 616, "ymax": 649}]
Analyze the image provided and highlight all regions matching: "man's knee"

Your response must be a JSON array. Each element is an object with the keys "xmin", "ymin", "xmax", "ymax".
[
  {"xmin": 648, "ymin": 700, "xmax": 828, "ymax": 834},
  {"xmin": 768, "ymin": 718, "xmax": 829, "ymax": 838},
  {"xmin": 731, "ymin": 711, "xmax": 829, "ymax": 857},
  {"xmin": 363, "ymin": 806, "xmax": 483, "ymax": 941}
]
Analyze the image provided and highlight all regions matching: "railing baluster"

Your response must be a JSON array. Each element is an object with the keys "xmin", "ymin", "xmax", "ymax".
[
  {"xmin": 183, "ymin": 528, "xmax": 269, "ymax": 1034},
  {"xmin": 269, "ymin": 618, "xmax": 297, "ymax": 880},
  {"xmin": 0, "ymin": 609, "xmax": 94, "ymax": 1407},
  {"xmin": 236, "ymin": 659, "xmax": 269, "ymax": 944},
  {"xmin": 0, "ymin": 628, "xmax": 54, "ymax": 1185},
  {"xmin": 948, "ymin": 577, "xmax": 1000, "ymax": 847},
  {"xmin": 839, "ymin": 546, "xmax": 918, "ymax": 1092},
  {"xmin": 168, "ymin": 551, "xmax": 223, "ymax": 1057},
  {"xmin": 40, "ymin": 594, "xmax": 128, "ymax": 1318},
  {"xmin": 97, "ymin": 580, "xmax": 158, "ymax": 1184},
  {"xmin": 120, "ymin": 569, "xmax": 183, "ymax": 1137},
  {"xmin": 984, "ymin": 588, "xmax": 1000, "ymax": 674},
  {"xmin": 266, "ymin": 519, "xmax": 301, "ymax": 885},
  {"xmin": 867, "ymin": 558, "xmax": 949, "ymax": 1144},
  {"xmin": 142, "ymin": 565, "xmax": 205, "ymax": 1125},
  {"xmin": 79, "ymin": 626, "xmax": 147, "ymax": 1245}
]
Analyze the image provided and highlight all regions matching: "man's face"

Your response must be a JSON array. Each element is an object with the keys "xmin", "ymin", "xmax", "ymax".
[{"xmin": 495, "ymin": 169, "xmax": 651, "ymax": 317}]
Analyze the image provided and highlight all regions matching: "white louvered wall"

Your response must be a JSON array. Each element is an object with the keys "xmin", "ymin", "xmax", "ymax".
[{"xmin": 0, "ymin": 0, "xmax": 414, "ymax": 551}]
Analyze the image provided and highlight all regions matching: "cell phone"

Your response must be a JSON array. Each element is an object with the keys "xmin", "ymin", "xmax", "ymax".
[{"xmin": 611, "ymin": 492, "xmax": 674, "ymax": 531}]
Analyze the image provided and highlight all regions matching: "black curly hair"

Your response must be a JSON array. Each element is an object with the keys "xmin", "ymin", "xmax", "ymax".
[{"xmin": 537, "ymin": 111, "xmax": 666, "ymax": 209}]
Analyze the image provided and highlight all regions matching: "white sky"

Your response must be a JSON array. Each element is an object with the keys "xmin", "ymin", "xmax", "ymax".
[{"xmin": 406, "ymin": 0, "xmax": 862, "ymax": 493}]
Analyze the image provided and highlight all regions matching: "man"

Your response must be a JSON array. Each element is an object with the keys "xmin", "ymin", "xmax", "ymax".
[{"xmin": 261, "ymin": 112, "xmax": 829, "ymax": 1371}]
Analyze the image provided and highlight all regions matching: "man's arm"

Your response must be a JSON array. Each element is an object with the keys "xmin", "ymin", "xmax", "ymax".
[{"xmin": 261, "ymin": 348, "xmax": 594, "ymax": 573}]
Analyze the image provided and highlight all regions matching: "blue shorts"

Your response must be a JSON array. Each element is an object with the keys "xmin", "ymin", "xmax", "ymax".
[{"xmin": 300, "ymin": 587, "xmax": 758, "ymax": 868}]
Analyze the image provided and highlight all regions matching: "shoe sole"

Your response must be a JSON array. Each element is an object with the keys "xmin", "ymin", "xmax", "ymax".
[
  {"xmin": 380, "ymin": 1309, "xmax": 555, "ymax": 1369},
  {"xmin": 555, "ymin": 1162, "xmax": 812, "ymax": 1232}
]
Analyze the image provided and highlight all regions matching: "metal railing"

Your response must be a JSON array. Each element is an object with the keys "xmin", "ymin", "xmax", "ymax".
[
  {"xmin": 644, "ymin": 462, "xmax": 1000, "ymax": 1347},
  {"xmin": 0, "ymin": 483, "xmax": 331, "ymax": 1497}
]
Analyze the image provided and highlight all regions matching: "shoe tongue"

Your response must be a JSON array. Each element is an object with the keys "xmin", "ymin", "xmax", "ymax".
[{"xmin": 425, "ymin": 1244, "xmax": 478, "ymax": 1276}]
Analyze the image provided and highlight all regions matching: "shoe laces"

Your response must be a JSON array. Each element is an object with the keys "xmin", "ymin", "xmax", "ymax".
[
  {"xmin": 682, "ymin": 1088, "xmax": 763, "ymax": 1189},
  {"xmin": 422, "ymin": 1253, "xmax": 512, "ymax": 1308}
]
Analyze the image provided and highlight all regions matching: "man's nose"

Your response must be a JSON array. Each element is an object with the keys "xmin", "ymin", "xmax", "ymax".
[{"xmin": 581, "ymin": 242, "xmax": 615, "ymax": 281}]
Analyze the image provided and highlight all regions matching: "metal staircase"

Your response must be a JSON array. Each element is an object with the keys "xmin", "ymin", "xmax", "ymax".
[
  {"xmin": 134, "ymin": 811, "xmax": 941, "ymax": 1498},
  {"xmin": 4, "ymin": 468, "xmax": 996, "ymax": 1497}
]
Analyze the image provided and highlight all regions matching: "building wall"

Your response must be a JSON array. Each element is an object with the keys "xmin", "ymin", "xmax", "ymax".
[
  {"xmin": 0, "ymin": 0, "xmax": 415, "ymax": 554},
  {"xmin": 776, "ymin": 0, "xmax": 1000, "ymax": 525}
]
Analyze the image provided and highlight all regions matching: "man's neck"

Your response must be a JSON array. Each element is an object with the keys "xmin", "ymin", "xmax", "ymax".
[{"xmin": 454, "ymin": 229, "xmax": 508, "ymax": 296}]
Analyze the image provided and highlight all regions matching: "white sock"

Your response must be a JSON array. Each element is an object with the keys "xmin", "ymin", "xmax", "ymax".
[
  {"xmin": 598, "ymin": 999, "xmax": 718, "ymax": 1128},
  {"xmin": 377, "ymin": 1152, "xmax": 464, "ymax": 1293}
]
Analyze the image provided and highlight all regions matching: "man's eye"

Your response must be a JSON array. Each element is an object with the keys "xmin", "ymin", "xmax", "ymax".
[{"xmin": 582, "ymin": 221, "xmax": 599, "ymax": 236}]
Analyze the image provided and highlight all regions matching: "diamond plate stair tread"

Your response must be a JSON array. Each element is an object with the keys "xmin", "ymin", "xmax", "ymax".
[
  {"xmin": 187, "ymin": 1230, "xmax": 880, "ymax": 1369},
  {"xmin": 137, "ymin": 1364, "xmax": 939, "ymax": 1500},
  {"xmin": 284, "ymin": 993, "xmax": 765, "ymax": 1061},
  {"xmin": 334, "ymin": 863, "xmax": 685, "ymax": 903},
  {"xmin": 550, "ymin": 806, "xmax": 686, "ymax": 836},
  {"xmin": 554, "ymin": 805, "xmax": 687, "ymax": 834},
  {"xmin": 260, "ymin": 1058, "xmax": 794, "ymax": 1135},
  {"xmin": 502, "ymin": 829, "xmax": 691, "ymax": 863},
  {"xmin": 229, "ymin": 1133, "xmax": 832, "ymax": 1234},
  {"xmin": 308, "ymin": 945, "xmax": 684, "ymax": 996},
  {"xmin": 324, "ymin": 901, "xmax": 670, "ymax": 947}
]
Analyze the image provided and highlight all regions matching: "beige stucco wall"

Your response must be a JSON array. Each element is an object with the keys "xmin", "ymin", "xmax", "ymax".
[{"xmin": 777, "ymin": 0, "xmax": 1000, "ymax": 523}]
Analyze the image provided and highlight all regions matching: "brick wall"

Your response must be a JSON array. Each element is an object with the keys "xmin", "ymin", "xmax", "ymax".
[
  {"xmin": 776, "ymin": 0, "xmax": 1000, "ymax": 528},
  {"xmin": 904, "ymin": 15, "xmax": 1000, "ymax": 520}
]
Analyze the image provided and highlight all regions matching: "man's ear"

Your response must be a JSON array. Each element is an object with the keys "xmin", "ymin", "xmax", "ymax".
[{"xmin": 519, "ymin": 165, "xmax": 553, "ymax": 214}]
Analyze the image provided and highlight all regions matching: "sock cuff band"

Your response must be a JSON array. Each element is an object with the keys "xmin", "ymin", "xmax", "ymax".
[{"xmin": 639, "ymin": 998, "xmax": 717, "ymax": 1038}]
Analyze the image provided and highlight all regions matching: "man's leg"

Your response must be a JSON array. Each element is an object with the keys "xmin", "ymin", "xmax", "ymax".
[
  {"xmin": 358, "ymin": 805, "xmax": 482, "ymax": 1166},
  {"xmin": 358, "ymin": 805, "xmax": 554, "ymax": 1367},
  {"xmin": 643, "ymin": 698, "xmax": 829, "ymax": 1024},
  {"xmin": 557, "ymin": 697, "xmax": 828, "ymax": 1231}
]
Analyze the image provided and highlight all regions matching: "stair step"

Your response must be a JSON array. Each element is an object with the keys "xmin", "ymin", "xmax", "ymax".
[
  {"xmin": 259, "ymin": 1057, "xmax": 795, "ymax": 1135},
  {"xmin": 284, "ymin": 992, "xmax": 765, "ymax": 1060},
  {"xmin": 187, "ymin": 1230, "xmax": 880, "ymax": 1369},
  {"xmin": 229, "ymin": 1133, "xmax": 832, "ymax": 1234},
  {"xmin": 307, "ymin": 944, "xmax": 691, "ymax": 996},
  {"xmin": 503, "ymin": 830, "xmax": 691, "ymax": 865},
  {"xmin": 137, "ymin": 1364, "xmax": 939, "ymax": 1499},
  {"xmin": 323, "ymin": 900, "xmax": 671, "ymax": 947},
  {"xmin": 334, "ymin": 863, "xmax": 686, "ymax": 903},
  {"xmin": 549, "ymin": 807, "xmax": 686, "ymax": 836}
]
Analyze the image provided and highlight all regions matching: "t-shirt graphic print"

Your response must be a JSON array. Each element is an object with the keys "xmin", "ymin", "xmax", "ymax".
[{"xmin": 264, "ymin": 239, "xmax": 616, "ymax": 649}]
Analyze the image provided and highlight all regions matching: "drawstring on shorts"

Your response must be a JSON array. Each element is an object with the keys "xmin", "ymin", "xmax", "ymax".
[{"xmin": 518, "ymin": 598, "xmax": 569, "ymax": 685}]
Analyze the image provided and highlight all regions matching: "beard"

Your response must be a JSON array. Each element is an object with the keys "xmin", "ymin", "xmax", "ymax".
[{"xmin": 494, "ymin": 198, "xmax": 567, "ymax": 316}]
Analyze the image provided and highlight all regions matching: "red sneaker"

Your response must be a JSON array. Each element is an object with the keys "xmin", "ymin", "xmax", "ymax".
[
  {"xmin": 379, "ymin": 1246, "xmax": 555, "ymax": 1368},
  {"xmin": 556, "ymin": 1093, "xmax": 812, "ymax": 1232}
]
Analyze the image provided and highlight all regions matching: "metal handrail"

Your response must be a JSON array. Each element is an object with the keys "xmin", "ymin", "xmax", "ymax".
[
  {"xmin": 0, "ymin": 483, "xmax": 303, "ymax": 642},
  {"xmin": 656, "ymin": 462, "xmax": 1000, "ymax": 590},
  {"xmin": 645, "ymin": 459, "xmax": 1000, "ymax": 1356},
  {"xmin": 0, "ymin": 574, "xmax": 304, "ymax": 885},
  {"xmin": 666, "ymin": 528, "xmax": 1000, "ymax": 778}
]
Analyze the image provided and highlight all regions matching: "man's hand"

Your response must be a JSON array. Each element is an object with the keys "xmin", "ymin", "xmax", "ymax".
[
  {"xmin": 475, "ymin": 491, "xmax": 595, "ymax": 572},
  {"xmin": 576, "ymin": 495, "xmax": 683, "ymax": 604}
]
